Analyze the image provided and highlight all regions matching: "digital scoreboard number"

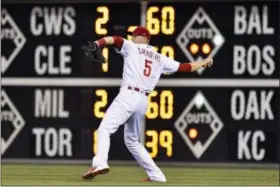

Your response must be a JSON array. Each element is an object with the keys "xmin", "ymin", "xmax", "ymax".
[{"xmin": 146, "ymin": 6, "xmax": 176, "ymax": 60}]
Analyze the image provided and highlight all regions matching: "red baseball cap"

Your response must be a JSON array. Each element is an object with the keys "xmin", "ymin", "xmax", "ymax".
[{"xmin": 131, "ymin": 26, "xmax": 151, "ymax": 39}]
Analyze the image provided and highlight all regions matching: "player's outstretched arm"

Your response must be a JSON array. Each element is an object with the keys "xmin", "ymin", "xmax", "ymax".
[
  {"xmin": 94, "ymin": 36, "xmax": 124, "ymax": 49},
  {"xmin": 178, "ymin": 57, "xmax": 213, "ymax": 72}
]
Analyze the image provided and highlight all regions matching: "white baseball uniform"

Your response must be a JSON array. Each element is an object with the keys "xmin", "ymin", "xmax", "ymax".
[{"xmin": 91, "ymin": 39, "xmax": 180, "ymax": 182}]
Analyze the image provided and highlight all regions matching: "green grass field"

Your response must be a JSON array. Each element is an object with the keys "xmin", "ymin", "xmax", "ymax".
[{"xmin": 1, "ymin": 164, "xmax": 279, "ymax": 186}]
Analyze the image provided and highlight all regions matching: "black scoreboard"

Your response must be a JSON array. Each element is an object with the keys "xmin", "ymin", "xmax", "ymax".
[{"xmin": 1, "ymin": 0, "xmax": 279, "ymax": 163}]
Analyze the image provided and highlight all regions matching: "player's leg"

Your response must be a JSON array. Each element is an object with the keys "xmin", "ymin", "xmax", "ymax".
[
  {"xmin": 124, "ymin": 101, "xmax": 166, "ymax": 182},
  {"xmin": 82, "ymin": 90, "xmax": 138, "ymax": 180}
]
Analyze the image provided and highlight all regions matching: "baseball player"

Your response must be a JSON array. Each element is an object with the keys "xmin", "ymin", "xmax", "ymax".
[{"xmin": 81, "ymin": 26, "xmax": 213, "ymax": 182}]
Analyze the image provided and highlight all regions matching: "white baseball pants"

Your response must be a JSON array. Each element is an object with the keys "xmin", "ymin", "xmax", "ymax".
[{"xmin": 91, "ymin": 86, "xmax": 166, "ymax": 182}]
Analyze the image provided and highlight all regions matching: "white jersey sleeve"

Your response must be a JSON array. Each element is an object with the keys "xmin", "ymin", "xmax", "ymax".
[
  {"xmin": 115, "ymin": 39, "xmax": 133, "ymax": 57},
  {"xmin": 160, "ymin": 54, "xmax": 180, "ymax": 74}
]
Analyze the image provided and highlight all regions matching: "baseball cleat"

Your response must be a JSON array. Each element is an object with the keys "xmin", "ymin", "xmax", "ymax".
[
  {"xmin": 143, "ymin": 177, "xmax": 167, "ymax": 182},
  {"xmin": 82, "ymin": 167, "xmax": 110, "ymax": 180},
  {"xmin": 143, "ymin": 177, "xmax": 152, "ymax": 182}
]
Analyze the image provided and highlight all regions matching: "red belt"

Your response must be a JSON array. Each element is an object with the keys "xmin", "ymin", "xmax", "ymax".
[{"xmin": 127, "ymin": 86, "xmax": 149, "ymax": 96}]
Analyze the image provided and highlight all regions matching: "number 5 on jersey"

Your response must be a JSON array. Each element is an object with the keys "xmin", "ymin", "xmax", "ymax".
[{"xmin": 144, "ymin": 59, "xmax": 152, "ymax": 77}]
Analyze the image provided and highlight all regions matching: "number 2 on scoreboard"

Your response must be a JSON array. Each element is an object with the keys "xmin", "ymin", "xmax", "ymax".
[{"xmin": 144, "ymin": 59, "xmax": 152, "ymax": 77}]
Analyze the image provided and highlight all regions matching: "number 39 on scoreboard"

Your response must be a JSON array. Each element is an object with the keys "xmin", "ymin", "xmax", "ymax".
[{"xmin": 146, "ymin": 130, "xmax": 173, "ymax": 158}]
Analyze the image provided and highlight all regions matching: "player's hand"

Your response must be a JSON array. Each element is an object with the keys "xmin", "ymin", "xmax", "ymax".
[{"xmin": 202, "ymin": 57, "xmax": 213, "ymax": 68}]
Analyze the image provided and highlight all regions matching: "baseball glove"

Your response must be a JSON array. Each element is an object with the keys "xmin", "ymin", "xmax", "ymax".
[{"xmin": 82, "ymin": 41, "xmax": 106, "ymax": 64}]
